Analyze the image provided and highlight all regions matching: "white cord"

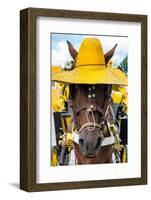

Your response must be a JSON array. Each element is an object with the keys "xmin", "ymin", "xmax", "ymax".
[{"xmin": 86, "ymin": 105, "xmax": 96, "ymax": 132}]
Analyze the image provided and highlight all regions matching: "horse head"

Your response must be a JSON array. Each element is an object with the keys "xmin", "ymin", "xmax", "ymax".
[{"xmin": 66, "ymin": 39, "xmax": 118, "ymax": 162}]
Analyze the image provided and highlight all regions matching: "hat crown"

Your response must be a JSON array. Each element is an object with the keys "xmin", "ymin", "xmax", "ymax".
[{"xmin": 76, "ymin": 38, "xmax": 105, "ymax": 67}]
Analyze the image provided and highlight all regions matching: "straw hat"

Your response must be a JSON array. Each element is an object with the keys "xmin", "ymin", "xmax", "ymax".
[{"xmin": 52, "ymin": 38, "xmax": 128, "ymax": 85}]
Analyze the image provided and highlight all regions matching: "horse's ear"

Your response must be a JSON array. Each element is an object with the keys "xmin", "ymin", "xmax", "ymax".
[
  {"xmin": 67, "ymin": 40, "xmax": 78, "ymax": 60},
  {"xmin": 104, "ymin": 44, "xmax": 118, "ymax": 64}
]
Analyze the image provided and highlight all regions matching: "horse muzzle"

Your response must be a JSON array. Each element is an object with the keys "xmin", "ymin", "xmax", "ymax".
[{"xmin": 78, "ymin": 127, "xmax": 102, "ymax": 158}]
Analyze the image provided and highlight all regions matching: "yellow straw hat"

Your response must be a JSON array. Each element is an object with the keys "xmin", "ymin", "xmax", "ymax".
[{"xmin": 52, "ymin": 38, "xmax": 128, "ymax": 85}]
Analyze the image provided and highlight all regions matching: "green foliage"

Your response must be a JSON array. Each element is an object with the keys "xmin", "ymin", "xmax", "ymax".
[{"xmin": 119, "ymin": 56, "xmax": 128, "ymax": 74}]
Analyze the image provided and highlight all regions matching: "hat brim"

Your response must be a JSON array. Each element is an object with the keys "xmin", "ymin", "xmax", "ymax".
[{"xmin": 52, "ymin": 66, "xmax": 128, "ymax": 85}]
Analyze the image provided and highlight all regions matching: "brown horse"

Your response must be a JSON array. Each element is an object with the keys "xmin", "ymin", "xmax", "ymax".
[{"xmin": 67, "ymin": 41, "xmax": 118, "ymax": 164}]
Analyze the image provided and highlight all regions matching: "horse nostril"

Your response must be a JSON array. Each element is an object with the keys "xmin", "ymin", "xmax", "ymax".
[
  {"xmin": 79, "ymin": 138, "xmax": 84, "ymax": 146},
  {"xmin": 95, "ymin": 137, "xmax": 101, "ymax": 151}
]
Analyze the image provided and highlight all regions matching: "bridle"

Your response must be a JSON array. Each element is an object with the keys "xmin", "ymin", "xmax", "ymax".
[{"xmin": 70, "ymin": 85, "xmax": 118, "ymax": 147}]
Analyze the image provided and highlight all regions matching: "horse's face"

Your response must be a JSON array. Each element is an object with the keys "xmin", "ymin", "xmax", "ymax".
[
  {"xmin": 66, "ymin": 40, "xmax": 117, "ymax": 162},
  {"xmin": 70, "ymin": 84, "xmax": 111, "ymax": 158}
]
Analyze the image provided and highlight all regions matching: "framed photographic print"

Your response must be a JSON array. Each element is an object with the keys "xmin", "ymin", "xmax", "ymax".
[{"xmin": 20, "ymin": 8, "xmax": 147, "ymax": 191}]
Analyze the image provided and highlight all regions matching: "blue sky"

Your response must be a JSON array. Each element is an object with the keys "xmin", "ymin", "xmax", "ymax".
[
  {"xmin": 51, "ymin": 33, "xmax": 128, "ymax": 68},
  {"xmin": 51, "ymin": 34, "xmax": 84, "ymax": 50}
]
